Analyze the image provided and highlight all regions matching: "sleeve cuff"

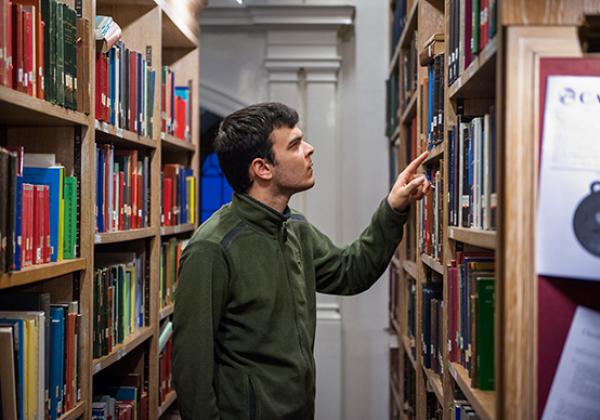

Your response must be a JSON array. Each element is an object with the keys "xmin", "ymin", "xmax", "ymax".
[{"xmin": 382, "ymin": 197, "xmax": 410, "ymax": 222}]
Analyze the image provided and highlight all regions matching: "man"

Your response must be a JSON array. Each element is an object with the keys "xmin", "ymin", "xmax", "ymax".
[{"xmin": 173, "ymin": 102, "xmax": 429, "ymax": 420}]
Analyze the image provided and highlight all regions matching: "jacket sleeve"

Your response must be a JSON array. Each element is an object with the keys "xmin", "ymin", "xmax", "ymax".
[
  {"xmin": 173, "ymin": 240, "xmax": 230, "ymax": 420},
  {"xmin": 313, "ymin": 198, "xmax": 409, "ymax": 295}
]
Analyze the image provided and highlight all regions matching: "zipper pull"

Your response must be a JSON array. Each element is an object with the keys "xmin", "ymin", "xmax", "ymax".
[{"xmin": 282, "ymin": 223, "xmax": 288, "ymax": 242}]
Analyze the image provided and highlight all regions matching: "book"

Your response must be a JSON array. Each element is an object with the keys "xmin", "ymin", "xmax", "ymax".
[{"xmin": 0, "ymin": 326, "xmax": 18, "ymax": 420}]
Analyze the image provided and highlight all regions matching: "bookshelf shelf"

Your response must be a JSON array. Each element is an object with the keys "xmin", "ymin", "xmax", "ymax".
[
  {"xmin": 0, "ymin": 258, "xmax": 87, "ymax": 290},
  {"xmin": 399, "ymin": 0, "xmax": 419, "ymax": 49},
  {"xmin": 160, "ymin": 223, "xmax": 195, "ymax": 236},
  {"xmin": 420, "ymin": 253, "xmax": 444, "ymax": 275},
  {"xmin": 59, "ymin": 401, "xmax": 87, "ymax": 420},
  {"xmin": 391, "ymin": 318, "xmax": 402, "ymax": 337},
  {"xmin": 390, "ymin": 124, "xmax": 401, "ymax": 143},
  {"xmin": 161, "ymin": 3, "xmax": 199, "ymax": 49},
  {"xmin": 161, "ymin": 134, "xmax": 197, "ymax": 153},
  {"xmin": 448, "ymin": 37, "xmax": 497, "ymax": 100},
  {"xmin": 389, "ymin": 41, "xmax": 402, "ymax": 76},
  {"xmin": 93, "ymin": 327, "xmax": 154, "ymax": 375},
  {"xmin": 402, "ymin": 334, "xmax": 417, "ymax": 370},
  {"xmin": 448, "ymin": 362, "xmax": 496, "ymax": 420},
  {"xmin": 423, "ymin": 142, "xmax": 444, "ymax": 165},
  {"xmin": 158, "ymin": 390, "xmax": 178, "ymax": 417},
  {"xmin": 402, "ymin": 259, "xmax": 417, "ymax": 280},
  {"xmin": 401, "ymin": 92, "xmax": 418, "ymax": 124},
  {"xmin": 0, "ymin": 85, "xmax": 89, "ymax": 126},
  {"xmin": 95, "ymin": 120, "xmax": 157, "ymax": 149},
  {"xmin": 94, "ymin": 227, "xmax": 159, "ymax": 244},
  {"xmin": 448, "ymin": 227, "xmax": 496, "ymax": 249},
  {"xmin": 159, "ymin": 304, "xmax": 174, "ymax": 321},
  {"xmin": 424, "ymin": 367, "xmax": 444, "ymax": 404}
]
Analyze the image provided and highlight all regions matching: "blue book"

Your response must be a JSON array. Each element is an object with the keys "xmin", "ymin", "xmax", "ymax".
[
  {"xmin": 428, "ymin": 65, "xmax": 434, "ymax": 147},
  {"xmin": 97, "ymin": 147, "xmax": 105, "ymax": 232},
  {"xmin": 0, "ymin": 318, "xmax": 25, "ymax": 420},
  {"xmin": 14, "ymin": 176, "xmax": 23, "ymax": 270},
  {"xmin": 148, "ymin": 71, "xmax": 156, "ymax": 137},
  {"xmin": 109, "ymin": 47, "xmax": 116, "ymax": 125},
  {"xmin": 109, "ymin": 385, "xmax": 138, "ymax": 402},
  {"xmin": 22, "ymin": 166, "xmax": 64, "ymax": 262},
  {"xmin": 179, "ymin": 168, "xmax": 186, "ymax": 224},
  {"xmin": 49, "ymin": 306, "xmax": 65, "ymax": 420}
]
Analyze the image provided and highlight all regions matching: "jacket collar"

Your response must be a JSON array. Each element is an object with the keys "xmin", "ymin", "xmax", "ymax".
[{"xmin": 232, "ymin": 193, "xmax": 291, "ymax": 237}]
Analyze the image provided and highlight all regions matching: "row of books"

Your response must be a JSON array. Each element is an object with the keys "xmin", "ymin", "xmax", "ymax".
[
  {"xmin": 452, "ymin": 399, "xmax": 482, "ymax": 419},
  {"xmin": 422, "ymin": 281, "xmax": 443, "ymax": 374},
  {"xmin": 421, "ymin": 50, "xmax": 445, "ymax": 148},
  {"xmin": 448, "ymin": 108, "xmax": 497, "ymax": 230},
  {"xmin": 447, "ymin": 251, "xmax": 495, "ymax": 390},
  {"xmin": 95, "ymin": 145, "xmax": 150, "ymax": 233},
  {"xmin": 390, "ymin": 0, "xmax": 409, "ymax": 53},
  {"xmin": 161, "ymin": 68, "xmax": 193, "ymax": 143},
  {"xmin": 95, "ymin": 41, "xmax": 156, "ymax": 138},
  {"xmin": 0, "ymin": 0, "xmax": 85, "ymax": 111},
  {"xmin": 93, "ymin": 252, "xmax": 147, "ymax": 359},
  {"xmin": 419, "ymin": 165, "xmax": 443, "ymax": 260},
  {"xmin": 158, "ymin": 326, "xmax": 173, "ymax": 405},
  {"xmin": 161, "ymin": 164, "xmax": 196, "ymax": 227},
  {"xmin": 401, "ymin": 30, "xmax": 418, "ymax": 109},
  {"xmin": 160, "ymin": 237, "xmax": 187, "ymax": 310},
  {"xmin": 385, "ymin": 71, "xmax": 399, "ymax": 137},
  {"xmin": 93, "ymin": 376, "xmax": 148, "ymax": 420},
  {"xmin": 0, "ymin": 292, "xmax": 80, "ymax": 420},
  {"xmin": 0, "ymin": 149, "xmax": 78, "ymax": 273},
  {"xmin": 448, "ymin": 0, "xmax": 497, "ymax": 85}
]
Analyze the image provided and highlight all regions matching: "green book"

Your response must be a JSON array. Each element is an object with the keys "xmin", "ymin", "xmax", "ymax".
[
  {"xmin": 41, "ymin": 0, "xmax": 51, "ymax": 101},
  {"xmin": 471, "ymin": 0, "xmax": 480, "ymax": 56},
  {"xmin": 476, "ymin": 277, "xmax": 495, "ymax": 390},
  {"xmin": 62, "ymin": 176, "xmax": 77, "ymax": 259}
]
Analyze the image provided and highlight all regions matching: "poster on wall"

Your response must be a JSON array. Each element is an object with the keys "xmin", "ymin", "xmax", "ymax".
[{"xmin": 536, "ymin": 75, "xmax": 600, "ymax": 281}]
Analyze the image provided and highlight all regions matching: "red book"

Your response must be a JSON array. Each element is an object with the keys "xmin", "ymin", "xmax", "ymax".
[
  {"xmin": 33, "ymin": 184, "xmax": 43, "ymax": 264},
  {"xmin": 22, "ymin": 7, "xmax": 32, "ymax": 96},
  {"xmin": 5, "ymin": 0, "xmax": 13, "ymax": 87},
  {"xmin": 479, "ymin": 0, "xmax": 488, "ymax": 51},
  {"xmin": 64, "ymin": 311, "xmax": 76, "ymax": 410},
  {"xmin": 175, "ymin": 97, "xmax": 186, "ymax": 140},
  {"xmin": 103, "ymin": 54, "xmax": 109, "ymax": 122},
  {"xmin": 12, "ymin": 4, "xmax": 22, "ymax": 91},
  {"xmin": 119, "ymin": 170, "xmax": 124, "ymax": 230},
  {"xmin": 116, "ymin": 403, "xmax": 133, "ymax": 420},
  {"xmin": 0, "ymin": 1, "xmax": 4, "ymax": 86},
  {"xmin": 21, "ymin": 183, "xmax": 32, "ymax": 266},
  {"xmin": 112, "ymin": 170, "xmax": 117, "ymax": 231},
  {"xmin": 136, "ymin": 171, "xmax": 142, "ymax": 228},
  {"xmin": 464, "ymin": 0, "xmax": 473, "ymax": 69},
  {"xmin": 130, "ymin": 162, "xmax": 137, "ymax": 229},
  {"xmin": 42, "ymin": 184, "xmax": 50, "ymax": 263},
  {"xmin": 162, "ymin": 177, "xmax": 172, "ymax": 226},
  {"xmin": 95, "ymin": 52, "xmax": 102, "ymax": 120}
]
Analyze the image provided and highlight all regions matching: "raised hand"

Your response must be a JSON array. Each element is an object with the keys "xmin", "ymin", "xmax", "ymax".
[{"xmin": 387, "ymin": 151, "xmax": 431, "ymax": 212}]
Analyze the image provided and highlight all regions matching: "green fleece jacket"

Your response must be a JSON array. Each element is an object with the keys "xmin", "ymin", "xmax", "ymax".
[{"xmin": 173, "ymin": 193, "xmax": 408, "ymax": 420}]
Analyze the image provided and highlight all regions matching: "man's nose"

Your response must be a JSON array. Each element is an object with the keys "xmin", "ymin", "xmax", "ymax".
[{"xmin": 305, "ymin": 142, "xmax": 315, "ymax": 156}]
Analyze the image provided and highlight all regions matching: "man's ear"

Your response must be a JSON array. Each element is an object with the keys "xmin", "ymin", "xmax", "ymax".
[{"xmin": 249, "ymin": 157, "xmax": 273, "ymax": 182}]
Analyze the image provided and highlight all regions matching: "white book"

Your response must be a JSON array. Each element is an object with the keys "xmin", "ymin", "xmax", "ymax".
[
  {"xmin": 458, "ymin": 122, "xmax": 466, "ymax": 227},
  {"xmin": 483, "ymin": 113, "xmax": 491, "ymax": 230}
]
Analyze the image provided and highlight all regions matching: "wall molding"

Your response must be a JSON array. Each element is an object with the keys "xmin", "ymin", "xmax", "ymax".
[{"xmin": 200, "ymin": 81, "xmax": 250, "ymax": 116}]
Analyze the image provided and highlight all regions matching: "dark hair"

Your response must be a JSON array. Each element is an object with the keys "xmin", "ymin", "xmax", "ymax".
[{"xmin": 214, "ymin": 102, "xmax": 299, "ymax": 193}]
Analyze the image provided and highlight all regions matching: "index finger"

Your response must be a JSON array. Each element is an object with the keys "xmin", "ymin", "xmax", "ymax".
[{"xmin": 405, "ymin": 151, "xmax": 429, "ymax": 173}]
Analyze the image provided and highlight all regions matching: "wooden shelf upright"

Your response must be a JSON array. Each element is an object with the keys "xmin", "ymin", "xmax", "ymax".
[
  {"xmin": 0, "ymin": 1, "xmax": 202, "ymax": 419},
  {"xmin": 389, "ymin": 1, "xmax": 600, "ymax": 420}
]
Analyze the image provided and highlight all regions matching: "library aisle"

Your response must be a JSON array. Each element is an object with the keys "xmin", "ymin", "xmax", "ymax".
[{"xmin": 2, "ymin": 0, "xmax": 600, "ymax": 419}]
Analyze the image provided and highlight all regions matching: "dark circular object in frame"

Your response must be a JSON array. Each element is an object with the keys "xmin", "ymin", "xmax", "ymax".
[{"xmin": 573, "ymin": 181, "xmax": 600, "ymax": 257}]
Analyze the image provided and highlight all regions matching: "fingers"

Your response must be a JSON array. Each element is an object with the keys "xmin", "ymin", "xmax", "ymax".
[
  {"xmin": 405, "ymin": 174, "xmax": 427, "ymax": 194},
  {"xmin": 404, "ymin": 151, "xmax": 429, "ymax": 174}
]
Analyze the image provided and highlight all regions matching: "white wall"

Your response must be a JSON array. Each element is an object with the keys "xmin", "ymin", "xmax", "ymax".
[{"xmin": 200, "ymin": 2, "xmax": 391, "ymax": 419}]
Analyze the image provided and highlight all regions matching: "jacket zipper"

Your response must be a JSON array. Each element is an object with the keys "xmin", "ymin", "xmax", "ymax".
[
  {"xmin": 279, "ymin": 224, "xmax": 310, "ymax": 371},
  {"xmin": 248, "ymin": 376, "xmax": 257, "ymax": 420}
]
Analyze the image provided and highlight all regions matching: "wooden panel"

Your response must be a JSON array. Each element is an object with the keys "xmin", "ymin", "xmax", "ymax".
[
  {"xmin": 502, "ymin": 0, "xmax": 600, "ymax": 26},
  {"xmin": 502, "ymin": 26, "xmax": 581, "ymax": 420},
  {"xmin": 448, "ymin": 362, "xmax": 496, "ymax": 420},
  {"xmin": 92, "ymin": 327, "xmax": 154, "ymax": 374},
  {"xmin": 0, "ymin": 259, "xmax": 87, "ymax": 289}
]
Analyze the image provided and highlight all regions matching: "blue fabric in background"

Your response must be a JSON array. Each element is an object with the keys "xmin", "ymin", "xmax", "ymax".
[{"xmin": 201, "ymin": 152, "xmax": 233, "ymax": 222}]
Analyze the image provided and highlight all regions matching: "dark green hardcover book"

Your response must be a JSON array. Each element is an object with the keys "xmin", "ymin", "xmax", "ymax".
[
  {"xmin": 62, "ymin": 176, "xmax": 77, "ymax": 259},
  {"xmin": 56, "ymin": 2, "xmax": 64, "ymax": 106},
  {"xmin": 62, "ymin": 5, "xmax": 76, "ymax": 109},
  {"xmin": 471, "ymin": 0, "xmax": 480, "ymax": 56},
  {"xmin": 49, "ymin": 0, "xmax": 57, "ymax": 103},
  {"xmin": 68, "ymin": 7, "xmax": 77, "ymax": 110},
  {"xmin": 41, "ymin": 0, "xmax": 52, "ymax": 101},
  {"xmin": 476, "ymin": 277, "xmax": 495, "ymax": 390}
]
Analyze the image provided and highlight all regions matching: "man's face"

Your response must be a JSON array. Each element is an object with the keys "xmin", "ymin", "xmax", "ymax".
[{"xmin": 269, "ymin": 124, "xmax": 315, "ymax": 195}]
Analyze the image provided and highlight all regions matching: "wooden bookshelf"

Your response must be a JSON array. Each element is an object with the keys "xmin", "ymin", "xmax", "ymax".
[
  {"xmin": 401, "ymin": 91, "xmax": 418, "ymax": 124},
  {"xmin": 448, "ymin": 362, "xmax": 496, "ymax": 420},
  {"xmin": 0, "ymin": 85, "xmax": 89, "ymax": 126},
  {"xmin": 161, "ymin": 133, "xmax": 197, "ymax": 153},
  {"xmin": 0, "ymin": 258, "xmax": 87, "ymax": 290},
  {"xmin": 159, "ymin": 303, "xmax": 175, "ymax": 321},
  {"xmin": 94, "ymin": 227, "xmax": 159, "ymax": 244},
  {"xmin": 423, "ymin": 142, "xmax": 444, "ymax": 165},
  {"xmin": 424, "ymin": 367, "xmax": 444, "ymax": 405},
  {"xmin": 0, "ymin": 1, "xmax": 201, "ymax": 419},
  {"xmin": 402, "ymin": 334, "xmax": 417, "ymax": 370},
  {"xmin": 158, "ymin": 390, "xmax": 178, "ymax": 417},
  {"xmin": 420, "ymin": 253, "xmax": 444, "ymax": 275},
  {"xmin": 95, "ymin": 120, "xmax": 157, "ymax": 149},
  {"xmin": 448, "ymin": 227, "xmax": 496, "ymax": 249},
  {"xmin": 399, "ymin": 0, "xmax": 419, "ymax": 49},
  {"xmin": 93, "ymin": 327, "xmax": 154, "ymax": 374},
  {"xmin": 402, "ymin": 259, "xmax": 417, "ymax": 280},
  {"xmin": 448, "ymin": 38, "xmax": 497, "ymax": 100}
]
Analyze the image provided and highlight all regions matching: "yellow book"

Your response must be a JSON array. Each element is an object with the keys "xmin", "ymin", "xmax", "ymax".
[{"xmin": 187, "ymin": 176, "xmax": 195, "ymax": 225}]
